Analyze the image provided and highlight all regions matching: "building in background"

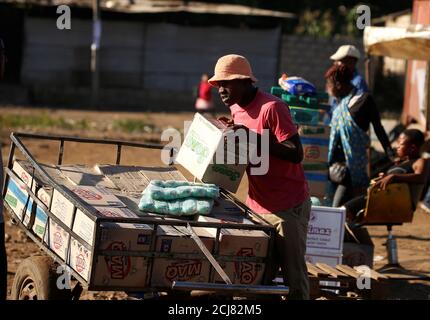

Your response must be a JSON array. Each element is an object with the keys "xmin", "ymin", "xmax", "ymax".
[{"xmin": 0, "ymin": 0, "xmax": 366, "ymax": 111}]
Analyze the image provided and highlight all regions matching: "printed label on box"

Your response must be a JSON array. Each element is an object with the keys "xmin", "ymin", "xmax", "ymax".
[{"xmin": 306, "ymin": 206, "xmax": 345, "ymax": 252}]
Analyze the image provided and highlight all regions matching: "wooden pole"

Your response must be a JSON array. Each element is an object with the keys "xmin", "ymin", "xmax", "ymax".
[
  {"xmin": 365, "ymin": 55, "xmax": 372, "ymax": 177},
  {"xmin": 425, "ymin": 62, "xmax": 430, "ymax": 132}
]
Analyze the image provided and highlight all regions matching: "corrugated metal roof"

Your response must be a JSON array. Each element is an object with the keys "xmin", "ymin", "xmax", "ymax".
[{"xmin": 4, "ymin": 0, "xmax": 296, "ymax": 18}]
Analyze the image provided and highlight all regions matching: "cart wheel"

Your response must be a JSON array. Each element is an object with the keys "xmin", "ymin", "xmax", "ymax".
[{"xmin": 11, "ymin": 256, "xmax": 71, "ymax": 300}]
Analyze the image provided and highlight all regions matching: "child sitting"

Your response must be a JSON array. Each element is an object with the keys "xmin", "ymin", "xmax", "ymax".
[{"xmin": 345, "ymin": 129, "xmax": 429, "ymax": 223}]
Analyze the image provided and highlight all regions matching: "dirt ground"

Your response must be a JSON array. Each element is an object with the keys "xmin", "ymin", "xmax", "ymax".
[{"xmin": 1, "ymin": 106, "xmax": 430, "ymax": 300}]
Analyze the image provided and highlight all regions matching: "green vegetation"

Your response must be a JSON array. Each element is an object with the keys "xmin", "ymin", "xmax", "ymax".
[
  {"xmin": 0, "ymin": 113, "xmax": 162, "ymax": 134},
  {"xmin": 112, "ymin": 119, "xmax": 156, "ymax": 134},
  {"xmin": 0, "ymin": 113, "xmax": 89, "ymax": 130}
]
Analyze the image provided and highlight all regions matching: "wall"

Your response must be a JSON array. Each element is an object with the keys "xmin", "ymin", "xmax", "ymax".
[
  {"xmin": 18, "ymin": 16, "xmax": 364, "ymax": 110},
  {"xmin": 21, "ymin": 17, "xmax": 280, "ymax": 109},
  {"xmin": 279, "ymin": 34, "xmax": 365, "ymax": 92}
]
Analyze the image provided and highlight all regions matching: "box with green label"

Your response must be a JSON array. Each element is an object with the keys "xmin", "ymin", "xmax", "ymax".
[{"xmin": 175, "ymin": 113, "xmax": 253, "ymax": 192}]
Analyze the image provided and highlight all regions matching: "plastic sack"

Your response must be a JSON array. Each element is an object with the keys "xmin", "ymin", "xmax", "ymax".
[
  {"xmin": 278, "ymin": 74, "xmax": 316, "ymax": 96},
  {"xmin": 139, "ymin": 191, "xmax": 214, "ymax": 216},
  {"xmin": 150, "ymin": 180, "xmax": 219, "ymax": 200},
  {"xmin": 138, "ymin": 180, "xmax": 219, "ymax": 216}
]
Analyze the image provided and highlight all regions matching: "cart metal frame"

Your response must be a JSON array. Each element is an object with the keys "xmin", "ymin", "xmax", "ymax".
[{"xmin": 3, "ymin": 132, "xmax": 285, "ymax": 298}]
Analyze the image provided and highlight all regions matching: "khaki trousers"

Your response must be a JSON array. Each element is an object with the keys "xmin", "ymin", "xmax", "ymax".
[{"xmin": 262, "ymin": 198, "xmax": 311, "ymax": 300}]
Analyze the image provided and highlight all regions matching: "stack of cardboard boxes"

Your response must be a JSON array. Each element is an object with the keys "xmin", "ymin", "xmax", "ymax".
[
  {"xmin": 4, "ymin": 160, "xmax": 159, "ymax": 287},
  {"xmin": 271, "ymin": 86, "xmax": 331, "ymax": 202},
  {"xmin": 305, "ymin": 206, "xmax": 346, "ymax": 266},
  {"xmin": 5, "ymin": 156, "xmax": 271, "ymax": 289}
]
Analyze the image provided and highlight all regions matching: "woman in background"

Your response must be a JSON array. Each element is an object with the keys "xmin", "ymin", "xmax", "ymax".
[
  {"xmin": 326, "ymin": 64, "xmax": 394, "ymax": 207},
  {"xmin": 195, "ymin": 73, "xmax": 215, "ymax": 117}
]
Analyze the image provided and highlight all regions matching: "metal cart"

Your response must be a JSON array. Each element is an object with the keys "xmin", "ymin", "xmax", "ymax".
[{"xmin": 2, "ymin": 132, "xmax": 288, "ymax": 300}]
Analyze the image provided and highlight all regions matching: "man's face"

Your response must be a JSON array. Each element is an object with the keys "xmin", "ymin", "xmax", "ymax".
[
  {"xmin": 217, "ymin": 79, "xmax": 249, "ymax": 107},
  {"xmin": 335, "ymin": 57, "xmax": 357, "ymax": 73}
]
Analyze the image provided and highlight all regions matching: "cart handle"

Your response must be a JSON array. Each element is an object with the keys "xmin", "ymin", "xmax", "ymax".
[{"xmin": 10, "ymin": 132, "xmax": 175, "ymax": 165}]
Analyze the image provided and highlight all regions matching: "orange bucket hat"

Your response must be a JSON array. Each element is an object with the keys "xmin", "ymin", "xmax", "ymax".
[{"xmin": 208, "ymin": 54, "xmax": 257, "ymax": 87}]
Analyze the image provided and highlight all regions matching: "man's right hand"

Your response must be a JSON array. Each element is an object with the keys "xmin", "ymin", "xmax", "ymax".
[{"xmin": 218, "ymin": 116, "xmax": 234, "ymax": 127}]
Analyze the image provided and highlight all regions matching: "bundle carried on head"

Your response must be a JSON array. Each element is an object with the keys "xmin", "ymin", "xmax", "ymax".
[{"xmin": 138, "ymin": 180, "xmax": 220, "ymax": 216}]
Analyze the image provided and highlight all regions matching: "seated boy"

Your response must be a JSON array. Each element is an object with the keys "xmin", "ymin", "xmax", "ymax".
[{"xmin": 345, "ymin": 129, "xmax": 429, "ymax": 223}]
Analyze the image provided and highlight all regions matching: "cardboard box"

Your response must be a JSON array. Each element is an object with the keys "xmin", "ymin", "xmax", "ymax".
[
  {"xmin": 59, "ymin": 165, "xmax": 118, "ymax": 189},
  {"xmin": 298, "ymin": 124, "xmax": 330, "ymax": 140},
  {"xmin": 197, "ymin": 213, "xmax": 254, "ymax": 227},
  {"xmin": 304, "ymin": 163, "xmax": 328, "ymax": 198},
  {"xmin": 12, "ymin": 160, "xmax": 43, "ymax": 192},
  {"xmin": 32, "ymin": 204, "xmax": 48, "ymax": 239},
  {"xmin": 16, "ymin": 196, "xmax": 48, "ymax": 232},
  {"xmin": 210, "ymin": 198, "xmax": 243, "ymax": 216},
  {"xmin": 301, "ymin": 137, "xmax": 329, "ymax": 163},
  {"xmin": 95, "ymin": 165, "xmax": 188, "ymax": 194},
  {"xmin": 175, "ymin": 113, "xmax": 250, "ymax": 192},
  {"xmin": 4, "ymin": 175, "xmax": 32, "ymax": 223},
  {"xmin": 198, "ymin": 214, "xmax": 269, "ymax": 285},
  {"xmin": 72, "ymin": 209, "xmax": 96, "ymax": 246},
  {"xmin": 51, "ymin": 186, "xmax": 125, "ymax": 229},
  {"xmin": 72, "ymin": 206, "xmax": 138, "ymax": 246},
  {"xmin": 92, "ymin": 222, "xmax": 153, "ymax": 287},
  {"xmin": 48, "ymin": 218, "xmax": 71, "ymax": 261},
  {"xmin": 51, "ymin": 189, "xmax": 75, "ymax": 228},
  {"xmin": 151, "ymin": 225, "xmax": 214, "ymax": 287},
  {"xmin": 13, "ymin": 160, "xmax": 70, "ymax": 192},
  {"xmin": 216, "ymin": 228, "xmax": 268, "ymax": 285},
  {"xmin": 306, "ymin": 177, "xmax": 328, "ymax": 199},
  {"xmin": 37, "ymin": 187, "xmax": 52, "ymax": 209},
  {"xmin": 71, "ymin": 186, "xmax": 125, "ymax": 207},
  {"xmin": 306, "ymin": 206, "xmax": 345, "ymax": 252},
  {"xmin": 69, "ymin": 237, "xmax": 92, "ymax": 281},
  {"xmin": 342, "ymin": 227, "xmax": 374, "ymax": 268}
]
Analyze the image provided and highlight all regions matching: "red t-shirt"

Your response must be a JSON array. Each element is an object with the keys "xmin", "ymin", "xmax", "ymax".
[
  {"xmin": 230, "ymin": 90, "xmax": 309, "ymax": 214},
  {"xmin": 199, "ymin": 81, "xmax": 212, "ymax": 101}
]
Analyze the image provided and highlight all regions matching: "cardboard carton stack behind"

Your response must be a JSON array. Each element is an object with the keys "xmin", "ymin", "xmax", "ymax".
[
  {"xmin": 299, "ymin": 124, "xmax": 330, "ymax": 201},
  {"xmin": 175, "ymin": 113, "xmax": 249, "ymax": 193},
  {"xmin": 305, "ymin": 206, "xmax": 346, "ymax": 266},
  {"xmin": 273, "ymin": 85, "xmax": 331, "ymax": 202},
  {"xmin": 303, "ymin": 163, "xmax": 329, "ymax": 200},
  {"xmin": 198, "ymin": 214, "xmax": 269, "ymax": 285}
]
